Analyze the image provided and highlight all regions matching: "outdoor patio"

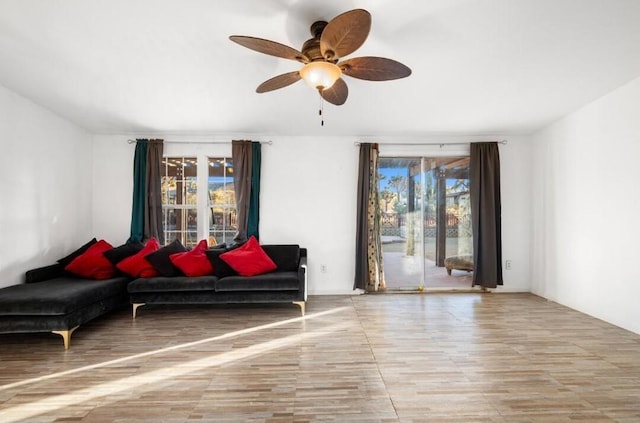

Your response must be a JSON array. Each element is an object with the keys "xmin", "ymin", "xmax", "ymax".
[{"xmin": 381, "ymin": 237, "xmax": 475, "ymax": 291}]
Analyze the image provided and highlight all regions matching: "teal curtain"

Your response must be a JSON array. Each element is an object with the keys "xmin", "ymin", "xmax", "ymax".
[
  {"xmin": 129, "ymin": 139, "xmax": 148, "ymax": 242},
  {"xmin": 247, "ymin": 142, "xmax": 261, "ymax": 239}
]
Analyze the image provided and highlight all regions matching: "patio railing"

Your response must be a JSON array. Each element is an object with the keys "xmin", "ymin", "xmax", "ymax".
[{"xmin": 381, "ymin": 212, "xmax": 470, "ymax": 237}]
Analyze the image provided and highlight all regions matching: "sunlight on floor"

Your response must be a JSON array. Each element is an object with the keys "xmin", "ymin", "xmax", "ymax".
[{"xmin": 0, "ymin": 307, "xmax": 350, "ymax": 423}]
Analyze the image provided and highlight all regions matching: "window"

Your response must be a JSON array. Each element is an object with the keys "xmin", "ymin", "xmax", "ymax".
[
  {"xmin": 208, "ymin": 157, "xmax": 236, "ymax": 245},
  {"xmin": 161, "ymin": 156, "xmax": 237, "ymax": 248},
  {"xmin": 161, "ymin": 157, "xmax": 198, "ymax": 247}
]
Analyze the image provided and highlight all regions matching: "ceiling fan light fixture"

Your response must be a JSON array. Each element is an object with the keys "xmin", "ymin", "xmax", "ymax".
[
  {"xmin": 231, "ymin": 9, "xmax": 410, "ymax": 107},
  {"xmin": 300, "ymin": 61, "xmax": 342, "ymax": 91}
]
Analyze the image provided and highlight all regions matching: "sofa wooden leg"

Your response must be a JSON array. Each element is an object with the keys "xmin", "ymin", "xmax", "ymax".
[
  {"xmin": 52, "ymin": 326, "xmax": 79, "ymax": 350},
  {"xmin": 132, "ymin": 303, "xmax": 145, "ymax": 319},
  {"xmin": 292, "ymin": 301, "xmax": 305, "ymax": 316}
]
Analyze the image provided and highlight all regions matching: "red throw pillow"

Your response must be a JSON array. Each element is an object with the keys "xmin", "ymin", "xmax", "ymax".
[
  {"xmin": 219, "ymin": 236, "xmax": 277, "ymax": 277},
  {"xmin": 65, "ymin": 239, "xmax": 116, "ymax": 280},
  {"xmin": 170, "ymin": 239, "xmax": 214, "ymax": 277},
  {"xmin": 116, "ymin": 238, "xmax": 160, "ymax": 278}
]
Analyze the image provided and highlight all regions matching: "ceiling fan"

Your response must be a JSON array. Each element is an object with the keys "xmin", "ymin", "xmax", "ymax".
[{"xmin": 229, "ymin": 9, "xmax": 411, "ymax": 106}]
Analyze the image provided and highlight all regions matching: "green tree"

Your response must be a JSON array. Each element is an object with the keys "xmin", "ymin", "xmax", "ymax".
[
  {"xmin": 386, "ymin": 175, "xmax": 406, "ymax": 203},
  {"xmin": 447, "ymin": 179, "xmax": 469, "ymax": 194}
]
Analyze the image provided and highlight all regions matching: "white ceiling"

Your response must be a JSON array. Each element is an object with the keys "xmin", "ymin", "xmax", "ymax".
[{"xmin": 1, "ymin": 0, "xmax": 640, "ymax": 137}]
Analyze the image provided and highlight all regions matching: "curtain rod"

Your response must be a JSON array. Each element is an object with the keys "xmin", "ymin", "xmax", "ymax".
[
  {"xmin": 354, "ymin": 140, "xmax": 507, "ymax": 147},
  {"xmin": 127, "ymin": 139, "xmax": 273, "ymax": 145}
]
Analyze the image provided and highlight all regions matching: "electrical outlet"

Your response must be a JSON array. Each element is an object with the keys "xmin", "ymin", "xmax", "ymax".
[
  {"xmin": 505, "ymin": 259, "xmax": 512, "ymax": 270},
  {"xmin": 320, "ymin": 264, "xmax": 327, "ymax": 273}
]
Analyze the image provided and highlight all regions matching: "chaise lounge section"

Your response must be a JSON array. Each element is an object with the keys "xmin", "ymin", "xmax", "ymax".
[{"xmin": 0, "ymin": 263, "xmax": 130, "ymax": 349}]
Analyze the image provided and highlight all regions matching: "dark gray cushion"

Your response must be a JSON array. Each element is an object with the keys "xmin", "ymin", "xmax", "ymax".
[
  {"xmin": 145, "ymin": 239, "xmax": 186, "ymax": 276},
  {"xmin": 261, "ymin": 245, "xmax": 300, "ymax": 272},
  {"xmin": 215, "ymin": 271, "xmax": 300, "ymax": 292},
  {"xmin": 25, "ymin": 264, "xmax": 65, "ymax": 284},
  {"xmin": 128, "ymin": 290, "xmax": 299, "ymax": 305},
  {"xmin": 103, "ymin": 241, "xmax": 144, "ymax": 265},
  {"xmin": 128, "ymin": 276, "xmax": 218, "ymax": 293},
  {"xmin": 0, "ymin": 294, "xmax": 127, "ymax": 333},
  {"xmin": 205, "ymin": 248, "xmax": 238, "ymax": 278},
  {"xmin": 0, "ymin": 276, "xmax": 130, "ymax": 316}
]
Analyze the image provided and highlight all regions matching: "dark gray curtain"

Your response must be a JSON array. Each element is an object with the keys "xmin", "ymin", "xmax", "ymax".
[
  {"xmin": 232, "ymin": 140, "xmax": 253, "ymax": 244},
  {"xmin": 470, "ymin": 142, "xmax": 503, "ymax": 288},
  {"xmin": 145, "ymin": 139, "xmax": 164, "ymax": 244},
  {"xmin": 354, "ymin": 143, "xmax": 385, "ymax": 291}
]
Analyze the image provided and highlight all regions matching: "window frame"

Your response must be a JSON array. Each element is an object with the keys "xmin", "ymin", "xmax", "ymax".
[
  {"xmin": 161, "ymin": 156, "xmax": 199, "ymax": 248},
  {"xmin": 161, "ymin": 143, "xmax": 235, "ymax": 247},
  {"xmin": 207, "ymin": 157, "xmax": 237, "ymax": 246}
]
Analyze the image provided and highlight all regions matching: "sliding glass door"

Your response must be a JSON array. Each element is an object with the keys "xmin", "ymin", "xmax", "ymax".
[{"xmin": 380, "ymin": 156, "xmax": 473, "ymax": 290}]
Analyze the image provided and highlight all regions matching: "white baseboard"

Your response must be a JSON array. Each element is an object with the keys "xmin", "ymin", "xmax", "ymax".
[
  {"xmin": 308, "ymin": 287, "xmax": 530, "ymax": 295},
  {"xmin": 308, "ymin": 289, "xmax": 365, "ymax": 296}
]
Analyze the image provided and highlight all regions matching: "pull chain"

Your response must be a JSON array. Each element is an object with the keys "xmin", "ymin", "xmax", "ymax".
[{"xmin": 318, "ymin": 91, "xmax": 324, "ymax": 126}]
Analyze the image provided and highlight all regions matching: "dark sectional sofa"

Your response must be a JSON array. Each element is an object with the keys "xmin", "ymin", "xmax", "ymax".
[
  {"xmin": 0, "ymin": 263, "xmax": 131, "ymax": 349},
  {"xmin": 128, "ymin": 245, "xmax": 307, "ymax": 318},
  {"xmin": 0, "ymin": 244, "xmax": 307, "ymax": 349}
]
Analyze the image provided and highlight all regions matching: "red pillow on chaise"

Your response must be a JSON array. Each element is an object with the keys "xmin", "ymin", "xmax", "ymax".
[
  {"xmin": 219, "ymin": 236, "xmax": 277, "ymax": 277},
  {"xmin": 65, "ymin": 239, "xmax": 116, "ymax": 280}
]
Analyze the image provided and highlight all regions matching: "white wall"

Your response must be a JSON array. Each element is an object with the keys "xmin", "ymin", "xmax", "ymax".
[
  {"xmin": 92, "ymin": 134, "xmax": 531, "ymax": 295},
  {"xmin": 0, "ymin": 84, "xmax": 92, "ymax": 288},
  {"xmin": 260, "ymin": 136, "xmax": 358, "ymax": 294},
  {"xmin": 91, "ymin": 135, "xmax": 137, "ymax": 244},
  {"xmin": 531, "ymin": 76, "xmax": 640, "ymax": 335},
  {"xmin": 494, "ymin": 136, "xmax": 532, "ymax": 292}
]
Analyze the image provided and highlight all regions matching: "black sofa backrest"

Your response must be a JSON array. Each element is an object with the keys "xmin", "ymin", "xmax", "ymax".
[
  {"xmin": 262, "ymin": 245, "xmax": 300, "ymax": 272},
  {"xmin": 25, "ymin": 263, "xmax": 65, "ymax": 283}
]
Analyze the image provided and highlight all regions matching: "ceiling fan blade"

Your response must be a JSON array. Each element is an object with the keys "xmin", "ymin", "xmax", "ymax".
[
  {"xmin": 321, "ymin": 78, "xmax": 348, "ymax": 105},
  {"xmin": 320, "ymin": 9, "xmax": 371, "ymax": 61},
  {"xmin": 230, "ymin": 35, "xmax": 308, "ymax": 63},
  {"xmin": 256, "ymin": 71, "xmax": 301, "ymax": 93},
  {"xmin": 340, "ymin": 56, "xmax": 412, "ymax": 81}
]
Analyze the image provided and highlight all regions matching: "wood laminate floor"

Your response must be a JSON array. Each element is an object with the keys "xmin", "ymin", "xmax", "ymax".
[{"xmin": 1, "ymin": 293, "xmax": 639, "ymax": 422}]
